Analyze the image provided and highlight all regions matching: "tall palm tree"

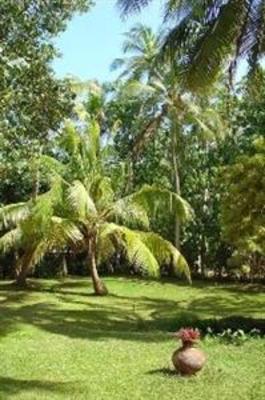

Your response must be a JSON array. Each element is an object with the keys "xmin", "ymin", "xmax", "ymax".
[
  {"xmin": 0, "ymin": 116, "xmax": 192, "ymax": 293},
  {"xmin": 112, "ymin": 25, "xmax": 222, "ymax": 248},
  {"xmin": 117, "ymin": 0, "xmax": 265, "ymax": 91},
  {"xmin": 111, "ymin": 24, "xmax": 159, "ymax": 81}
]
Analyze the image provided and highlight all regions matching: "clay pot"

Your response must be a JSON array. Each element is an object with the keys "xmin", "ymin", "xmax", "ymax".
[{"xmin": 172, "ymin": 343, "xmax": 206, "ymax": 375}]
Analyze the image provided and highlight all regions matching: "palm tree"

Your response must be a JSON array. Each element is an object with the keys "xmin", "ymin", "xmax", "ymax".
[
  {"xmin": 111, "ymin": 24, "xmax": 159, "ymax": 81},
  {"xmin": 0, "ymin": 115, "xmax": 192, "ymax": 293},
  {"xmin": 112, "ymin": 25, "xmax": 222, "ymax": 248},
  {"xmin": 0, "ymin": 185, "xmax": 79, "ymax": 287},
  {"xmin": 117, "ymin": 0, "xmax": 265, "ymax": 91},
  {"xmin": 0, "ymin": 179, "xmax": 192, "ymax": 294}
]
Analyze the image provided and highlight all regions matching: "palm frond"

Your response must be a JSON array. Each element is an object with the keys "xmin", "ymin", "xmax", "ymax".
[
  {"xmin": 61, "ymin": 119, "xmax": 81, "ymax": 155},
  {"xmin": 161, "ymin": 8, "xmax": 200, "ymax": 61},
  {"xmin": 98, "ymin": 223, "xmax": 160, "ymax": 277},
  {"xmin": 0, "ymin": 202, "xmax": 29, "ymax": 229},
  {"xmin": 40, "ymin": 155, "xmax": 66, "ymax": 177},
  {"xmin": 99, "ymin": 223, "xmax": 190, "ymax": 280},
  {"xmin": 117, "ymin": 0, "xmax": 153, "ymax": 16},
  {"xmin": 241, "ymin": 1, "xmax": 265, "ymax": 71},
  {"xmin": 67, "ymin": 180, "xmax": 97, "ymax": 220},
  {"xmin": 89, "ymin": 176, "xmax": 115, "ymax": 210},
  {"xmin": 20, "ymin": 196, "xmax": 54, "ymax": 242},
  {"xmin": 49, "ymin": 217, "xmax": 84, "ymax": 248},
  {"xmin": 84, "ymin": 120, "xmax": 101, "ymax": 165},
  {"xmin": 0, "ymin": 227, "xmax": 22, "ymax": 253},
  {"xmin": 121, "ymin": 80, "xmax": 156, "ymax": 98},
  {"xmin": 185, "ymin": 102, "xmax": 226, "ymax": 142},
  {"xmin": 110, "ymin": 57, "xmax": 126, "ymax": 71},
  {"xmin": 97, "ymin": 224, "xmax": 118, "ymax": 264},
  {"xmin": 123, "ymin": 23, "xmax": 157, "ymax": 52},
  {"xmin": 118, "ymin": 1, "xmax": 265, "ymax": 90},
  {"xmin": 195, "ymin": 109, "xmax": 226, "ymax": 141},
  {"xmin": 107, "ymin": 198, "xmax": 150, "ymax": 230},
  {"xmin": 125, "ymin": 228, "xmax": 160, "ymax": 277},
  {"xmin": 25, "ymin": 241, "xmax": 50, "ymax": 270},
  {"xmin": 112, "ymin": 23, "xmax": 160, "ymax": 81},
  {"xmin": 138, "ymin": 231, "xmax": 191, "ymax": 282},
  {"xmin": 174, "ymin": 1, "xmax": 250, "ymax": 92},
  {"xmin": 129, "ymin": 185, "xmax": 193, "ymax": 223}
]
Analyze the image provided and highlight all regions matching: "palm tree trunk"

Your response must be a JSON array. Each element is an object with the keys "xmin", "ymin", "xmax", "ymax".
[
  {"xmin": 16, "ymin": 268, "xmax": 28, "ymax": 287},
  {"xmin": 14, "ymin": 248, "xmax": 36, "ymax": 288},
  {"xmin": 88, "ymin": 237, "xmax": 108, "ymax": 296},
  {"xmin": 125, "ymin": 159, "xmax": 134, "ymax": 194},
  {"xmin": 200, "ymin": 185, "xmax": 209, "ymax": 278},
  {"xmin": 32, "ymin": 167, "xmax": 40, "ymax": 200},
  {"xmin": 199, "ymin": 234, "xmax": 207, "ymax": 278},
  {"xmin": 15, "ymin": 259, "xmax": 28, "ymax": 288},
  {"xmin": 31, "ymin": 145, "xmax": 43, "ymax": 201},
  {"xmin": 171, "ymin": 126, "xmax": 181, "ymax": 249},
  {"xmin": 59, "ymin": 254, "xmax": 68, "ymax": 277}
]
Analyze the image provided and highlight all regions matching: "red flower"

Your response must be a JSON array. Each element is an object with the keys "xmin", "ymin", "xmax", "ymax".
[{"xmin": 172, "ymin": 328, "xmax": 200, "ymax": 344}]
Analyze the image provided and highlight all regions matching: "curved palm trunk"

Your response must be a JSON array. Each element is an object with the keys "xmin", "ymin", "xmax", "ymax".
[
  {"xmin": 88, "ymin": 237, "xmax": 108, "ymax": 296},
  {"xmin": 171, "ymin": 125, "xmax": 181, "ymax": 249},
  {"xmin": 14, "ymin": 248, "xmax": 36, "ymax": 288},
  {"xmin": 15, "ymin": 258, "xmax": 29, "ymax": 288},
  {"xmin": 15, "ymin": 268, "xmax": 28, "ymax": 288}
]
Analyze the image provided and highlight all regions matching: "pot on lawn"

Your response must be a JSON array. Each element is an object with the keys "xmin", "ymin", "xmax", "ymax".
[{"xmin": 171, "ymin": 328, "xmax": 206, "ymax": 375}]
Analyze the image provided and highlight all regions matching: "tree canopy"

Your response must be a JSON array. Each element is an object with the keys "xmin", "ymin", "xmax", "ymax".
[
  {"xmin": 117, "ymin": 0, "xmax": 265, "ymax": 91},
  {"xmin": 0, "ymin": 3, "xmax": 264, "ymax": 285}
]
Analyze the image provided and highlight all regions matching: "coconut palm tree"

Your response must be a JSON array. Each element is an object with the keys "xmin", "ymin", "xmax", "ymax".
[
  {"xmin": 117, "ymin": 0, "xmax": 265, "ymax": 91},
  {"xmin": 112, "ymin": 25, "xmax": 223, "ymax": 248},
  {"xmin": 0, "ymin": 183, "xmax": 80, "ymax": 287},
  {"xmin": 0, "ymin": 178, "xmax": 192, "ymax": 294},
  {"xmin": 110, "ymin": 24, "xmax": 160, "ymax": 81},
  {"xmin": 0, "ymin": 114, "xmax": 192, "ymax": 293}
]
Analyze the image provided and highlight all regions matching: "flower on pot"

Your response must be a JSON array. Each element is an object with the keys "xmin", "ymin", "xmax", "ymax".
[
  {"xmin": 173, "ymin": 327, "xmax": 200, "ymax": 347},
  {"xmin": 171, "ymin": 327, "xmax": 206, "ymax": 375}
]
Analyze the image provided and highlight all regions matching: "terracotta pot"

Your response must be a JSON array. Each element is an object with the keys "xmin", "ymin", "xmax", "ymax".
[{"xmin": 172, "ymin": 343, "xmax": 206, "ymax": 375}]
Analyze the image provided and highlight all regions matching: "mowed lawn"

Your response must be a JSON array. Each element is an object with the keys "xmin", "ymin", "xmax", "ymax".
[{"xmin": 0, "ymin": 277, "xmax": 264, "ymax": 400}]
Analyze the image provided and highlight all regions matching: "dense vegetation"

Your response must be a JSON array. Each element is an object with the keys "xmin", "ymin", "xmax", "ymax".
[
  {"xmin": 1, "ymin": 23, "xmax": 264, "ymax": 283},
  {"xmin": 0, "ymin": 1, "xmax": 264, "ymax": 399}
]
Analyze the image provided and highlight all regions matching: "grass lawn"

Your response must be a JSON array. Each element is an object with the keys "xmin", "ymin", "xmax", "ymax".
[{"xmin": 0, "ymin": 277, "xmax": 264, "ymax": 400}]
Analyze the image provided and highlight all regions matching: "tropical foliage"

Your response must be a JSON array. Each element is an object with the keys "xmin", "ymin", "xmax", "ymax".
[
  {"xmin": 0, "ymin": 0, "xmax": 93, "ymax": 202},
  {"xmin": 220, "ymin": 137, "xmax": 265, "ymax": 278},
  {"xmin": 0, "ymin": 5, "xmax": 264, "ymax": 399},
  {"xmin": 111, "ymin": 24, "xmax": 223, "ymax": 249},
  {"xmin": 117, "ymin": 0, "xmax": 265, "ymax": 91},
  {"xmin": 0, "ymin": 114, "xmax": 191, "ymax": 293},
  {"xmin": 0, "ymin": 2, "xmax": 264, "ymax": 286}
]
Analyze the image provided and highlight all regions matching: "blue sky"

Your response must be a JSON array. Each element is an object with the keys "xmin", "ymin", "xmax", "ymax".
[{"xmin": 53, "ymin": 0, "xmax": 163, "ymax": 82}]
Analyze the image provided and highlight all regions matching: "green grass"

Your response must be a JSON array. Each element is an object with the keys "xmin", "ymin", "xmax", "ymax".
[{"xmin": 0, "ymin": 277, "xmax": 264, "ymax": 400}]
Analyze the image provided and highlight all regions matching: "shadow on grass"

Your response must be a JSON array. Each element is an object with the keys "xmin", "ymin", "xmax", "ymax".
[
  {"xmin": 0, "ymin": 376, "xmax": 77, "ymax": 398},
  {"xmin": 147, "ymin": 368, "xmax": 178, "ymax": 377},
  {"xmin": 0, "ymin": 284, "xmax": 30, "ymax": 337},
  {"xmin": 0, "ymin": 278, "xmax": 264, "ymax": 342}
]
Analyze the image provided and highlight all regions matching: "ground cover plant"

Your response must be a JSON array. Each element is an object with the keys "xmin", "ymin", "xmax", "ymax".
[{"xmin": 0, "ymin": 277, "xmax": 264, "ymax": 400}]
